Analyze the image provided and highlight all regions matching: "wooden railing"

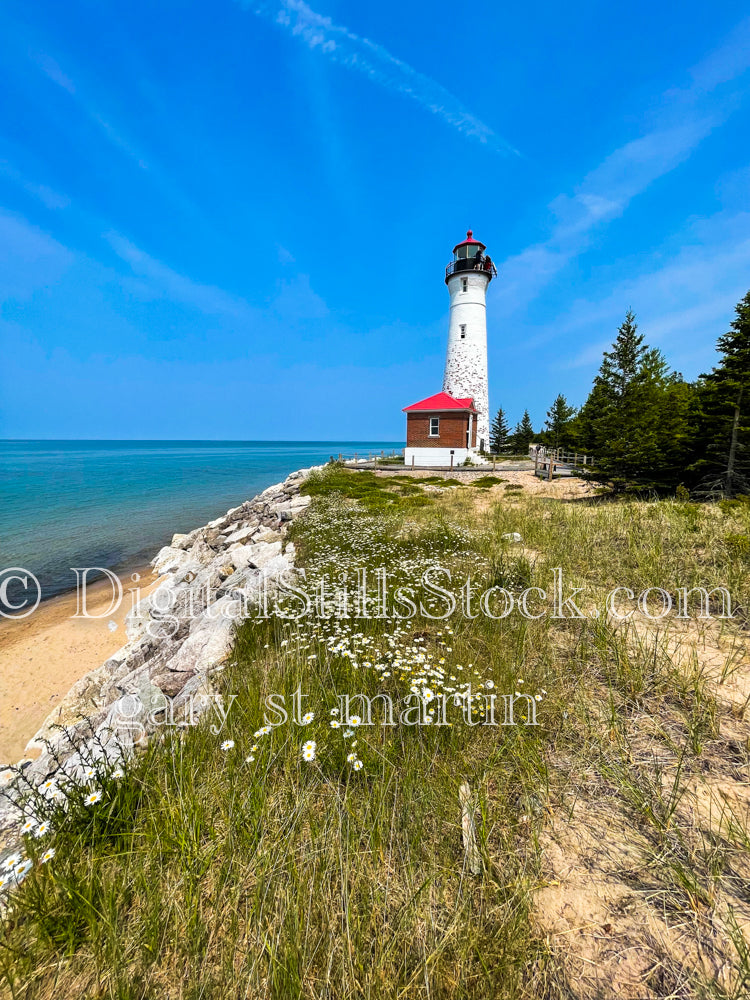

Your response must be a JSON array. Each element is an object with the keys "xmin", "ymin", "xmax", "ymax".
[{"xmin": 532, "ymin": 447, "xmax": 593, "ymax": 479}]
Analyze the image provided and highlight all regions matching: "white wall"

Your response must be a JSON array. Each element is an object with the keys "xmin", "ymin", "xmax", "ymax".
[
  {"xmin": 404, "ymin": 447, "xmax": 473, "ymax": 468},
  {"xmin": 442, "ymin": 269, "xmax": 490, "ymax": 450}
]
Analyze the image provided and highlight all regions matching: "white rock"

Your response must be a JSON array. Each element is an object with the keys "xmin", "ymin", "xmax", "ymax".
[
  {"xmin": 223, "ymin": 524, "xmax": 257, "ymax": 546},
  {"xmin": 230, "ymin": 540, "xmax": 282, "ymax": 571},
  {"xmin": 152, "ymin": 546, "xmax": 195, "ymax": 576}
]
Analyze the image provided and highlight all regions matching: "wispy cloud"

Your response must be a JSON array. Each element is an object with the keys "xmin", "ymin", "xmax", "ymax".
[
  {"xmin": 106, "ymin": 232, "xmax": 253, "ymax": 318},
  {"xmin": 245, "ymin": 0, "xmax": 515, "ymax": 155},
  {"xmin": 494, "ymin": 17, "xmax": 750, "ymax": 315},
  {"xmin": 0, "ymin": 160, "xmax": 70, "ymax": 210}
]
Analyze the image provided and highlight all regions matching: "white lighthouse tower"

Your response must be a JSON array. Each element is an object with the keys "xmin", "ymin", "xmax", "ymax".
[{"xmin": 442, "ymin": 230, "xmax": 494, "ymax": 452}]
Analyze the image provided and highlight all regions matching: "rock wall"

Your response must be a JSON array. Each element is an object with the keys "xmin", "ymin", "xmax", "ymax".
[{"xmin": 0, "ymin": 466, "xmax": 317, "ymax": 853}]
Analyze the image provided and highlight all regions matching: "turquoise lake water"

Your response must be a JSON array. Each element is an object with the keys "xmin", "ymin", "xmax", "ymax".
[{"xmin": 0, "ymin": 440, "xmax": 402, "ymax": 602}]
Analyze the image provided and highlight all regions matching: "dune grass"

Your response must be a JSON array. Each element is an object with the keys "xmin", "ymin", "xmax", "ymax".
[{"xmin": 1, "ymin": 467, "xmax": 749, "ymax": 998}]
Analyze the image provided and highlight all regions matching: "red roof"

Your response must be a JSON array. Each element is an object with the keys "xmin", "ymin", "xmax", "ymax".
[
  {"xmin": 403, "ymin": 391, "xmax": 476, "ymax": 413},
  {"xmin": 452, "ymin": 229, "xmax": 486, "ymax": 253}
]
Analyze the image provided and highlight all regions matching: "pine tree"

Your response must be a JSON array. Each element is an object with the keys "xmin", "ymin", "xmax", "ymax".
[
  {"xmin": 490, "ymin": 406, "xmax": 510, "ymax": 453},
  {"xmin": 578, "ymin": 310, "xmax": 693, "ymax": 492},
  {"xmin": 544, "ymin": 394, "xmax": 577, "ymax": 450},
  {"xmin": 690, "ymin": 290, "xmax": 750, "ymax": 497},
  {"xmin": 512, "ymin": 410, "xmax": 535, "ymax": 453}
]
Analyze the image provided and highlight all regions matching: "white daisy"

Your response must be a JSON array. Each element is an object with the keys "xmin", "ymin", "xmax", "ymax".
[
  {"xmin": 301, "ymin": 740, "xmax": 317, "ymax": 762},
  {"xmin": 14, "ymin": 859, "xmax": 33, "ymax": 880},
  {"xmin": 245, "ymin": 755, "xmax": 255, "ymax": 763},
  {"xmin": 112, "ymin": 768, "xmax": 124, "ymax": 779},
  {"xmin": 343, "ymin": 729, "xmax": 354, "ymax": 738},
  {"xmin": 41, "ymin": 848, "xmax": 55, "ymax": 864},
  {"xmin": 301, "ymin": 712, "xmax": 315, "ymax": 725},
  {"xmin": 346, "ymin": 752, "xmax": 357, "ymax": 763},
  {"xmin": 2, "ymin": 853, "xmax": 22, "ymax": 872},
  {"xmin": 352, "ymin": 760, "xmax": 363, "ymax": 771},
  {"xmin": 254, "ymin": 726, "xmax": 272, "ymax": 738},
  {"xmin": 34, "ymin": 821, "xmax": 51, "ymax": 838},
  {"xmin": 329, "ymin": 720, "xmax": 341, "ymax": 729},
  {"xmin": 84, "ymin": 790, "xmax": 102, "ymax": 806},
  {"xmin": 220, "ymin": 740, "xmax": 235, "ymax": 751},
  {"xmin": 347, "ymin": 716, "xmax": 362, "ymax": 727},
  {"xmin": 20, "ymin": 818, "xmax": 37, "ymax": 835}
]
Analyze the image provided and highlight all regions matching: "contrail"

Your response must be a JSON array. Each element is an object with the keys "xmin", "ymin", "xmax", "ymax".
[{"xmin": 244, "ymin": 0, "xmax": 517, "ymax": 155}]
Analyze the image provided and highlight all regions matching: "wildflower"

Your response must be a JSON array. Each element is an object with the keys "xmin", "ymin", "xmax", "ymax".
[
  {"xmin": 20, "ymin": 818, "xmax": 37, "ymax": 835},
  {"xmin": 250, "ymin": 744, "xmax": 258, "ymax": 752},
  {"xmin": 14, "ymin": 859, "xmax": 33, "ymax": 880},
  {"xmin": 83, "ymin": 766, "xmax": 97, "ymax": 781},
  {"xmin": 348, "ymin": 715, "xmax": 362, "ymax": 727},
  {"xmin": 254, "ymin": 726, "xmax": 272, "ymax": 738},
  {"xmin": 34, "ymin": 821, "xmax": 51, "ymax": 838},
  {"xmin": 0, "ymin": 874, "xmax": 10, "ymax": 891},
  {"xmin": 534, "ymin": 694, "xmax": 542, "ymax": 702},
  {"xmin": 112, "ymin": 768, "xmax": 124, "ymax": 779},
  {"xmin": 517, "ymin": 678, "xmax": 524, "ymax": 684},
  {"xmin": 220, "ymin": 740, "xmax": 235, "ymax": 751},
  {"xmin": 2, "ymin": 853, "xmax": 22, "ymax": 872},
  {"xmin": 330, "ymin": 720, "xmax": 341, "ymax": 729},
  {"xmin": 245, "ymin": 755, "xmax": 255, "ymax": 763},
  {"xmin": 41, "ymin": 848, "xmax": 55, "ymax": 864},
  {"xmin": 343, "ymin": 729, "xmax": 354, "ymax": 738},
  {"xmin": 485, "ymin": 679, "xmax": 494, "ymax": 689},
  {"xmin": 352, "ymin": 760, "xmax": 363, "ymax": 771},
  {"xmin": 330, "ymin": 708, "xmax": 340, "ymax": 716},
  {"xmin": 301, "ymin": 712, "xmax": 315, "ymax": 725},
  {"xmin": 84, "ymin": 790, "xmax": 102, "ymax": 806},
  {"xmin": 39, "ymin": 778, "xmax": 57, "ymax": 797},
  {"xmin": 346, "ymin": 752, "xmax": 357, "ymax": 763},
  {"xmin": 302, "ymin": 741, "xmax": 317, "ymax": 762}
]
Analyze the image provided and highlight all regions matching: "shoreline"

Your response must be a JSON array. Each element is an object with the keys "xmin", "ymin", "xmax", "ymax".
[
  {"xmin": 0, "ymin": 466, "xmax": 313, "ymax": 780},
  {"xmin": 0, "ymin": 563, "xmax": 161, "ymax": 765}
]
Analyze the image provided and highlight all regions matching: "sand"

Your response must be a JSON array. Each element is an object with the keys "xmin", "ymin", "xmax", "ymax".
[{"xmin": 0, "ymin": 566, "xmax": 161, "ymax": 765}]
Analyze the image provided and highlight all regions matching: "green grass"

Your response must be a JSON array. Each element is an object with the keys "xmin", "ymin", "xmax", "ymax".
[{"xmin": 2, "ymin": 467, "xmax": 750, "ymax": 998}]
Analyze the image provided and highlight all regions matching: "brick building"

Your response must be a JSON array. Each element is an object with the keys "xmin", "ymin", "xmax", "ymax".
[{"xmin": 403, "ymin": 391, "xmax": 477, "ymax": 468}]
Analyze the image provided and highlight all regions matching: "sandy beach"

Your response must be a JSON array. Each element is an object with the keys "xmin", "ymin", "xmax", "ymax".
[{"xmin": 0, "ymin": 566, "xmax": 161, "ymax": 765}]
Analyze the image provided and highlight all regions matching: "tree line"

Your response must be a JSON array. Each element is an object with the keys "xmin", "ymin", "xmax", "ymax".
[{"xmin": 489, "ymin": 289, "xmax": 750, "ymax": 496}]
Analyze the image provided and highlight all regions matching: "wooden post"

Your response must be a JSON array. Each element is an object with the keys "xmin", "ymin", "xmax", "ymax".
[
  {"xmin": 411, "ymin": 454, "xmax": 415, "ymax": 469},
  {"xmin": 492, "ymin": 457, "xmax": 496, "ymax": 472},
  {"xmin": 450, "ymin": 452, "xmax": 454, "ymax": 472},
  {"xmin": 534, "ymin": 449, "xmax": 540, "ymax": 476},
  {"xmin": 547, "ymin": 458, "xmax": 553, "ymax": 481}
]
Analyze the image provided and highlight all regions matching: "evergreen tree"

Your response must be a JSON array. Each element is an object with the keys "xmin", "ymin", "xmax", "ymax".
[
  {"xmin": 544, "ymin": 394, "xmax": 577, "ymax": 449},
  {"xmin": 690, "ymin": 290, "xmax": 750, "ymax": 497},
  {"xmin": 512, "ymin": 410, "xmax": 535, "ymax": 453},
  {"xmin": 490, "ymin": 406, "xmax": 510, "ymax": 453},
  {"xmin": 578, "ymin": 310, "xmax": 693, "ymax": 492}
]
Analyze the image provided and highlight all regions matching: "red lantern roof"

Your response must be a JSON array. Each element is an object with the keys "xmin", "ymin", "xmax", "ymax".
[
  {"xmin": 403, "ymin": 391, "xmax": 476, "ymax": 412},
  {"xmin": 452, "ymin": 229, "xmax": 485, "ymax": 254}
]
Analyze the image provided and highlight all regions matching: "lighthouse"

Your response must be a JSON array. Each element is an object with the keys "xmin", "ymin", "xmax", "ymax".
[
  {"xmin": 402, "ymin": 231, "xmax": 495, "ymax": 468},
  {"xmin": 442, "ymin": 230, "xmax": 494, "ymax": 452}
]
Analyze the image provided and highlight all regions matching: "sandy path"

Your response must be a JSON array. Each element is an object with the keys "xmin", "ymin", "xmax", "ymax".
[{"xmin": 0, "ymin": 566, "xmax": 160, "ymax": 765}]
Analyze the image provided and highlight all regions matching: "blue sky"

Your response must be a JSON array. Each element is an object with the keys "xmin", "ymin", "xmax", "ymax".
[{"xmin": 1, "ymin": 1, "xmax": 749, "ymax": 439}]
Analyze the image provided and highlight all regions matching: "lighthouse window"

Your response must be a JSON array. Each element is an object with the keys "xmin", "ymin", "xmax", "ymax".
[
  {"xmin": 460, "ymin": 324, "xmax": 466, "ymax": 339},
  {"xmin": 429, "ymin": 417, "xmax": 440, "ymax": 437},
  {"xmin": 461, "ymin": 278, "xmax": 468, "ymax": 292}
]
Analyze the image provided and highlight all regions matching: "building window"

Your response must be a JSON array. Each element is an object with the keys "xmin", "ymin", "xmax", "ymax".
[
  {"xmin": 429, "ymin": 417, "xmax": 440, "ymax": 437},
  {"xmin": 461, "ymin": 278, "xmax": 468, "ymax": 292},
  {"xmin": 460, "ymin": 324, "xmax": 466, "ymax": 339}
]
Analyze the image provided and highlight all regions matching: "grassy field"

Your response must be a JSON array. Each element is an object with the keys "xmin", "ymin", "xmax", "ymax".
[{"xmin": 1, "ymin": 466, "xmax": 749, "ymax": 999}]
